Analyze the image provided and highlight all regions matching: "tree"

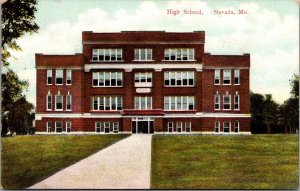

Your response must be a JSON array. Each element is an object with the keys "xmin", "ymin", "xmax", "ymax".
[
  {"xmin": 250, "ymin": 92, "xmax": 266, "ymax": 133},
  {"xmin": 2, "ymin": 0, "xmax": 39, "ymax": 66},
  {"xmin": 290, "ymin": 74, "xmax": 299, "ymax": 99},
  {"xmin": 1, "ymin": 70, "xmax": 33, "ymax": 135},
  {"xmin": 262, "ymin": 94, "xmax": 279, "ymax": 133},
  {"xmin": 1, "ymin": 0, "xmax": 39, "ymax": 135}
]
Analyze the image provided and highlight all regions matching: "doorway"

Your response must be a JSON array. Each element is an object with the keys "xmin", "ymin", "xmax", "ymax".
[{"xmin": 132, "ymin": 117, "xmax": 154, "ymax": 134}]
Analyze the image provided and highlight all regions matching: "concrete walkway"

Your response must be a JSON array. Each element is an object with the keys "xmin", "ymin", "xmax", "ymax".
[{"xmin": 29, "ymin": 134, "xmax": 152, "ymax": 189}]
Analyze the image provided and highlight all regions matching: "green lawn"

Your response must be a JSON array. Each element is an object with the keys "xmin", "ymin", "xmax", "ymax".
[
  {"xmin": 1, "ymin": 134, "xmax": 129, "ymax": 189},
  {"xmin": 151, "ymin": 135, "xmax": 299, "ymax": 189}
]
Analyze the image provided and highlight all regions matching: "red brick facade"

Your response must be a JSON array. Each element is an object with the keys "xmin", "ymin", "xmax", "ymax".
[{"xmin": 35, "ymin": 31, "xmax": 251, "ymax": 134}]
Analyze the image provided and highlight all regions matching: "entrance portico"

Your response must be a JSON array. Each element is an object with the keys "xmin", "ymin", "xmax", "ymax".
[{"xmin": 132, "ymin": 117, "xmax": 154, "ymax": 134}]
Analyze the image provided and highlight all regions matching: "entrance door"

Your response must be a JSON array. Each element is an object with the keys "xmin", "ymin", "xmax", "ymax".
[{"xmin": 132, "ymin": 117, "xmax": 154, "ymax": 134}]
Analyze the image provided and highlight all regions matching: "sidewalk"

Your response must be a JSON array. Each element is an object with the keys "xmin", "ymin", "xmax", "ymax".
[{"xmin": 29, "ymin": 134, "xmax": 152, "ymax": 189}]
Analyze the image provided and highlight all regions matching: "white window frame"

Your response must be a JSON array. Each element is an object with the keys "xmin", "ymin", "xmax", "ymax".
[
  {"xmin": 95, "ymin": 122, "xmax": 101, "ymax": 133},
  {"xmin": 55, "ymin": 69, "xmax": 63, "ymax": 85},
  {"xmin": 223, "ymin": 121, "xmax": 231, "ymax": 133},
  {"xmin": 46, "ymin": 94, "xmax": 52, "ymax": 111},
  {"xmin": 223, "ymin": 69, "xmax": 231, "ymax": 85},
  {"xmin": 215, "ymin": 69, "xmax": 220, "ymax": 85},
  {"xmin": 134, "ymin": 49, "xmax": 153, "ymax": 61},
  {"xmin": 66, "ymin": 94, "xmax": 72, "ymax": 111},
  {"xmin": 185, "ymin": 122, "xmax": 191, "ymax": 133},
  {"xmin": 46, "ymin": 122, "xmax": 52, "ymax": 133},
  {"xmin": 47, "ymin": 69, "xmax": 52, "ymax": 85},
  {"xmin": 234, "ymin": 94, "xmax": 240, "ymax": 111},
  {"xmin": 223, "ymin": 95, "xmax": 231, "ymax": 110},
  {"xmin": 234, "ymin": 69, "xmax": 240, "ymax": 85},
  {"xmin": 134, "ymin": 97, "xmax": 152, "ymax": 110},
  {"xmin": 164, "ymin": 71, "xmax": 194, "ymax": 87},
  {"xmin": 177, "ymin": 122, "xmax": 182, "ymax": 132},
  {"xmin": 214, "ymin": 93, "xmax": 220, "ymax": 110},
  {"xmin": 164, "ymin": 96, "xmax": 194, "ymax": 111},
  {"xmin": 92, "ymin": 72, "xmax": 123, "ymax": 87},
  {"xmin": 113, "ymin": 122, "xmax": 119, "ymax": 133},
  {"xmin": 92, "ymin": 49, "xmax": 123, "ymax": 61},
  {"xmin": 66, "ymin": 70, "xmax": 72, "ymax": 85},
  {"xmin": 168, "ymin": 122, "xmax": 173, "ymax": 133},
  {"xmin": 92, "ymin": 96, "xmax": 123, "ymax": 111},
  {"xmin": 215, "ymin": 121, "xmax": 220, "ymax": 133},
  {"xmin": 55, "ymin": 94, "xmax": 63, "ymax": 111},
  {"xmin": 66, "ymin": 121, "xmax": 71, "ymax": 133},
  {"xmin": 234, "ymin": 121, "xmax": 240, "ymax": 133},
  {"xmin": 134, "ymin": 72, "xmax": 152, "ymax": 87},
  {"xmin": 55, "ymin": 121, "xmax": 63, "ymax": 133},
  {"xmin": 164, "ymin": 48, "xmax": 195, "ymax": 61}
]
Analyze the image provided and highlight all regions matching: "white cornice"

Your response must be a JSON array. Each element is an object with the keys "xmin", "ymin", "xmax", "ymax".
[
  {"xmin": 203, "ymin": 66, "xmax": 249, "ymax": 70},
  {"xmin": 84, "ymin": 63, "xmax": 203, "ymax": 72},
  {"xmin": 82, "ymin": 41, "xmax": 204, "ymax": 45},
  {"xmin": 36, "ymin": 66, "xmax": 83, "ymax": 70},
  {"xmin": 35, "ymin": 112, "xmax": 251, "ymax": 120}
]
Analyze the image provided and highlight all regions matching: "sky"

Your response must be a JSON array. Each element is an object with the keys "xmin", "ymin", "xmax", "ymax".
[{"xmin": 8, "ymin": 0, "xmax": 299, "ymax": 106}]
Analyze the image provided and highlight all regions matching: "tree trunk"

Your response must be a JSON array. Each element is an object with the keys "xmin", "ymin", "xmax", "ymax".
[{"xmin": 267, "ymin": 123, "xmax": 271, "ymax": 134}]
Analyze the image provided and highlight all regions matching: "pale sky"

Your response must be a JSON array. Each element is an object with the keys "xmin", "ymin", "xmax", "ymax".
[{"xmin": 8, "ymin": 0, "xmax": 299, "ymax": 106}]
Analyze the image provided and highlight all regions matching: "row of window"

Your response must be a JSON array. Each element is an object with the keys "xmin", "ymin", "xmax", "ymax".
[
  {"xmin": 167, "ymin": 122, "xmax": 191, "ymax": 133},
  {"xmin": 214, "ymin": 93, "xmax": 239, "ymax": 110},
  {"xmin": 45, "ymin": 121, "xmax": 240, "ymax": 133},
  {"xmin": 91, "ymin": 48, "xmax": 195, "ymax": 61},
  {"xmin": 47, "ymin": 121, "xmax": 72, "ymax": 133},
  {"xmin": 215, "ymin": 121, "xmax": 240, "ymax": 133},
  {"xmin": 46, "ymin": 70, "xmax": 241, "ymax": 87},
  {"xmin": 46, "ymin": 94, "xmax": 241, "ymax": 112},
  {"xmin": 95, "ymin": 122, "xmax": 119, "ymax": 133},
  {"xmin": 47, "ymin": 93, "xmax": 72, "ymax": 111},
  {"xmin": 47, "ymin": 69, "xmax": 72, "ymax": 85},
  {"xmin": 215, "ymin": 69, "xmax": 240, "ymax": 85},
  {"xmin": 92, "ymin": 72, "xmax": 123, "ymax": 87}
]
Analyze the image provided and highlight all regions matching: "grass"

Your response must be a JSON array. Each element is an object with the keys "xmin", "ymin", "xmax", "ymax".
[
  {"xmin": 1, "ymin": 134, "xmax": 129, "ymax": 189},
  {"xmin": 151, "ymin": 134, "xmax": 299, "ymax": 189}
]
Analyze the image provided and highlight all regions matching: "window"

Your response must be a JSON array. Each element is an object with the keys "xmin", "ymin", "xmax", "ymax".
[
  {"xmin": 164, "ymin": 71, "xmax": 194, "ymax": 86},
  {"xmin": 47, "ymin": 95, "xmax": 52, "ymax": 111},
  {"xmin": 66, "ymin": 121, "xmax": 71, "ymax": 133},
  {"xmin": 185, "ymin": 122, "xmax": 191, "ymax": 132},
  {"xmin": 66, "ymin": 94, "xmax": 72, "ymax": 111},
  {"xmin": 234, "ymin": 121, "xmax": 239, "ymax": 133},
  {"xmin": 135, "ymin": 97, "xmax": 152, "ymax": 110},
  {"xmin": 95, "ymin": 122, "xmax": 119, "ymax": 133},
  {"xmin": 134, "ymin": 49, "xmax": 152, "ymax": 61},
  {"xmin": 47, "ymin": 70, "xmax": 52, "ymax": 85},
  {"xmin": 177, "ymin": 122, "xmax": 182, "ymax": 132},
  {"xmin": 113, "ymin": 122, "xmax": 119, "ymax": 133},
  {"xmin": 55, "ymin": 94, "xmax": 63, "ymax": 110},
  {"xmin": 234, "ymin": 94, "xmax": 240, "ymax": 110},
  {"xmin": 168, "ymin": 122, "xmax": 173, "ymax": 132},
  {"xmin": 66, "ymin": 70, "xmax": 72, "ymax": 85},
  {"xmin": 92, "ymin": 96, "xmax": 123, "ymax": 111},
  {"xmin": 214, "ymin": 94, "xmax": 220, "ymax": 110},
  {"xmin": 46, "ymin": 122, "xmax": 52, "ymax": 133},
  {"xmin": 223, "ymin": 69, "xmax": 231, "ymax": 85},
  {"xmin": 215, "ymin": 121, "xmax": 220, "ymax": 133},
  {"xmin": 223, "ymin": 95, "xmax": 231, "ymax": 110},
  {"xmin": 92, "ymin": 72, "xmax": 123, "ymax": 87},
  {"xmin": 135, "ymin": 72, "xmax": 152, "ymax": 87},
  {"xmin": 164, "ymin": 48, "xmax": 194, "ymax": 61},
  {"xmin": 223, "ymin": 121, "xmax": 231, "ymax": 133},
  {"xmin": 234, "ymin": 69, "xmax": 240, "ymax": 85},
  {"xmin": 92, "ymin": 49, "xmax": 122, "ymax": 61},
  {"xmin": 215, "ymin": 69, "xmax": 220, "ymax": 85},
  {"xmin": 164, "ymin": 96, "xmax": 194, "ymax": 110},
  {"xmin": 55, "ymin": 122, "xmax": 62, "ymax": 133},
  {"xmin": 55, "ymin": 70, "xmax": 63, "ymax": 85}
]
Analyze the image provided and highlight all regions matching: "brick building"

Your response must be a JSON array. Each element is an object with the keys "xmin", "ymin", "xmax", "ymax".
[{"xmin": 35, "ymin": 31, "xmax": 251, "ymax": 134}]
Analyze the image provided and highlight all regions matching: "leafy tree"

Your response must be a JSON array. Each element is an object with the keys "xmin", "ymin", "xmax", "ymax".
[
  {"xmin": 290, "ymin": 74, "xmax": 299, "ymax": 99},
  {"xmin": 1, "ymin": 0, "xmax": 39, "ymax": 135},
  {"xmin": 250, "ymin": 92, "xmax": 266, "ymax": 133},
  {"xmin": 2, "ymin": 0, "xmax": 39, "ymax": 66},
  {"xmin": 262, "ymin": 94, "xmax": 279, "ymax": 133}
]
